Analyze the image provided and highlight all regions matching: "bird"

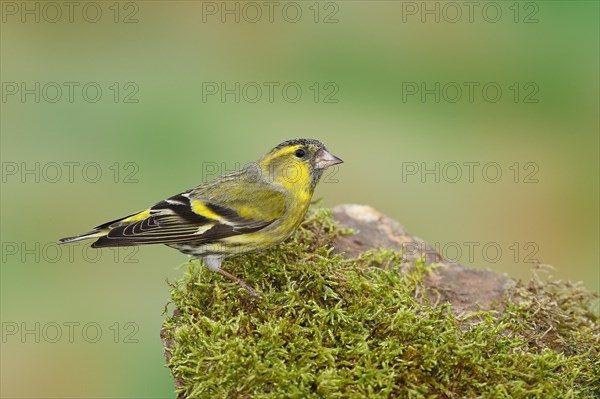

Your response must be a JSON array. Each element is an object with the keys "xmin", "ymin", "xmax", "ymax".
[{"xmin": 59, "ymin": 139, "xmax": 343, "ymax": 299}]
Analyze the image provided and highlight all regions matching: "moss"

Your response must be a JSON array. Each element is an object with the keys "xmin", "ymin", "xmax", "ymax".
[{"xmin": 163, "ymin": 207, "xmax": 599, "ymax": 398}]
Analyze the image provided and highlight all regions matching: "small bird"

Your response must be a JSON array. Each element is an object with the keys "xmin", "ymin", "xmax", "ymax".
[{"xmin": 59, "ymin": 139, "xmax": 343, "ymax": 299}]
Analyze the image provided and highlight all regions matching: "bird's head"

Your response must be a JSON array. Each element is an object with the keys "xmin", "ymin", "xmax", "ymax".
[{"xmin": 258, "ymin": 139, "xmax": 343, "ymax": 191}]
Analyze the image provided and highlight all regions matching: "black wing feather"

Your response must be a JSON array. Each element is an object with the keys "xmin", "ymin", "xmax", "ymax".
[{"xmin": 91, "ymin": 193, "xmax": 273, "ymax": 248}]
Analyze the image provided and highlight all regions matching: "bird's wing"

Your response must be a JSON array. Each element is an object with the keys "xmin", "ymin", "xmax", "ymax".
[{"xmin": 91, "ymin": 173, "xmax": 287, "ymax": 248}]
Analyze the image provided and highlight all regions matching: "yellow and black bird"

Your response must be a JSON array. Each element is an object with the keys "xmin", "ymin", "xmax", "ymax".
[{"xmin": 59, "ymin": 139, "xmax": 343, "ymax": 298}]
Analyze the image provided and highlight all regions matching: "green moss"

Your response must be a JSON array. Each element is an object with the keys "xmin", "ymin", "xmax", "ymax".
[{"xmin": 163, "ymin": 207, "xmax": 599, "ymax": 398}]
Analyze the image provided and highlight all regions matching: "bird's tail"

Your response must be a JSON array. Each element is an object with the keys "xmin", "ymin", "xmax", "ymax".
[
  {"xmin": 58, "ymin": 229, "xmax": 108, "ymax": 245},
  {"xmin": 58, "ymin": 210, "xmax": 149, "ymax": 246}
]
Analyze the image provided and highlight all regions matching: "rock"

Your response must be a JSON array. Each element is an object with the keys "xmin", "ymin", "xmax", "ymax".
[{"xmin": 331, "ymin": 204, "xmax": 514, "ymax": 314}]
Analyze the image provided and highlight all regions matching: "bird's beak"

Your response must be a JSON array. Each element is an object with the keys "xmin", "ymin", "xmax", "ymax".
[{"xmin": 315, "ymin": 148, "xmax": 343, "ymax": 170}]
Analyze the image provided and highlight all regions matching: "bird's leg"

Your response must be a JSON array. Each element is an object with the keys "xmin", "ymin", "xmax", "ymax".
[
  {"xmin": 204, "ymin": 255, "xmax": 262, "ymax": 300},
  {"xmin": 216, "ymin": 268, "xmax": 263, "ymax": 300}
]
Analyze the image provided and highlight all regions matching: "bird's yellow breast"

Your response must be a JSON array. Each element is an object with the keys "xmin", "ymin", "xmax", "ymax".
[{"xmin": 221, "ymin": 186, "xmax": 312, "ymax": 251}]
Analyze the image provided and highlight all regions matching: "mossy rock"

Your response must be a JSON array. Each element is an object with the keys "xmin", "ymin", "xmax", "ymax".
[{"xmin": 161, "ymin": 206, "xmax": 599, "ymax": 398}]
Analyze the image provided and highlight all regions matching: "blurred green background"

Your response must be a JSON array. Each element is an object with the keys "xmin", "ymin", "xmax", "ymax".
[{"xmin": 1, "ymin": 1, "xmax": 598, "ymax": 397}]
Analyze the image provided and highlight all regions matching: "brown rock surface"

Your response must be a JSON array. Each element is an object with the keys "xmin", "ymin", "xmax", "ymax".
[{"xmin": 331, "ymin": 204, "xmax": 514, "ymax": 314}]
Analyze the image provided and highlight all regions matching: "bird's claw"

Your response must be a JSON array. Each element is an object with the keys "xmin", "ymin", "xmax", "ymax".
[{"xmin": 238, "ymin": 281, "xmax": 263, "ymax": 300}]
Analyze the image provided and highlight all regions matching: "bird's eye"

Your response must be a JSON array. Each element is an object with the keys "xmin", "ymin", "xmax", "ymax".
[{"xmin": 294, "ymin": 149, "xmax": 306, "ymax": 158}]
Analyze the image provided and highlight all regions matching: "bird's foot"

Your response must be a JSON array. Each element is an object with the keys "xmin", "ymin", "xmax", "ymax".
[{"xmin": 217, "ymin": 268, "xmax": 263, "ymax": 300}]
